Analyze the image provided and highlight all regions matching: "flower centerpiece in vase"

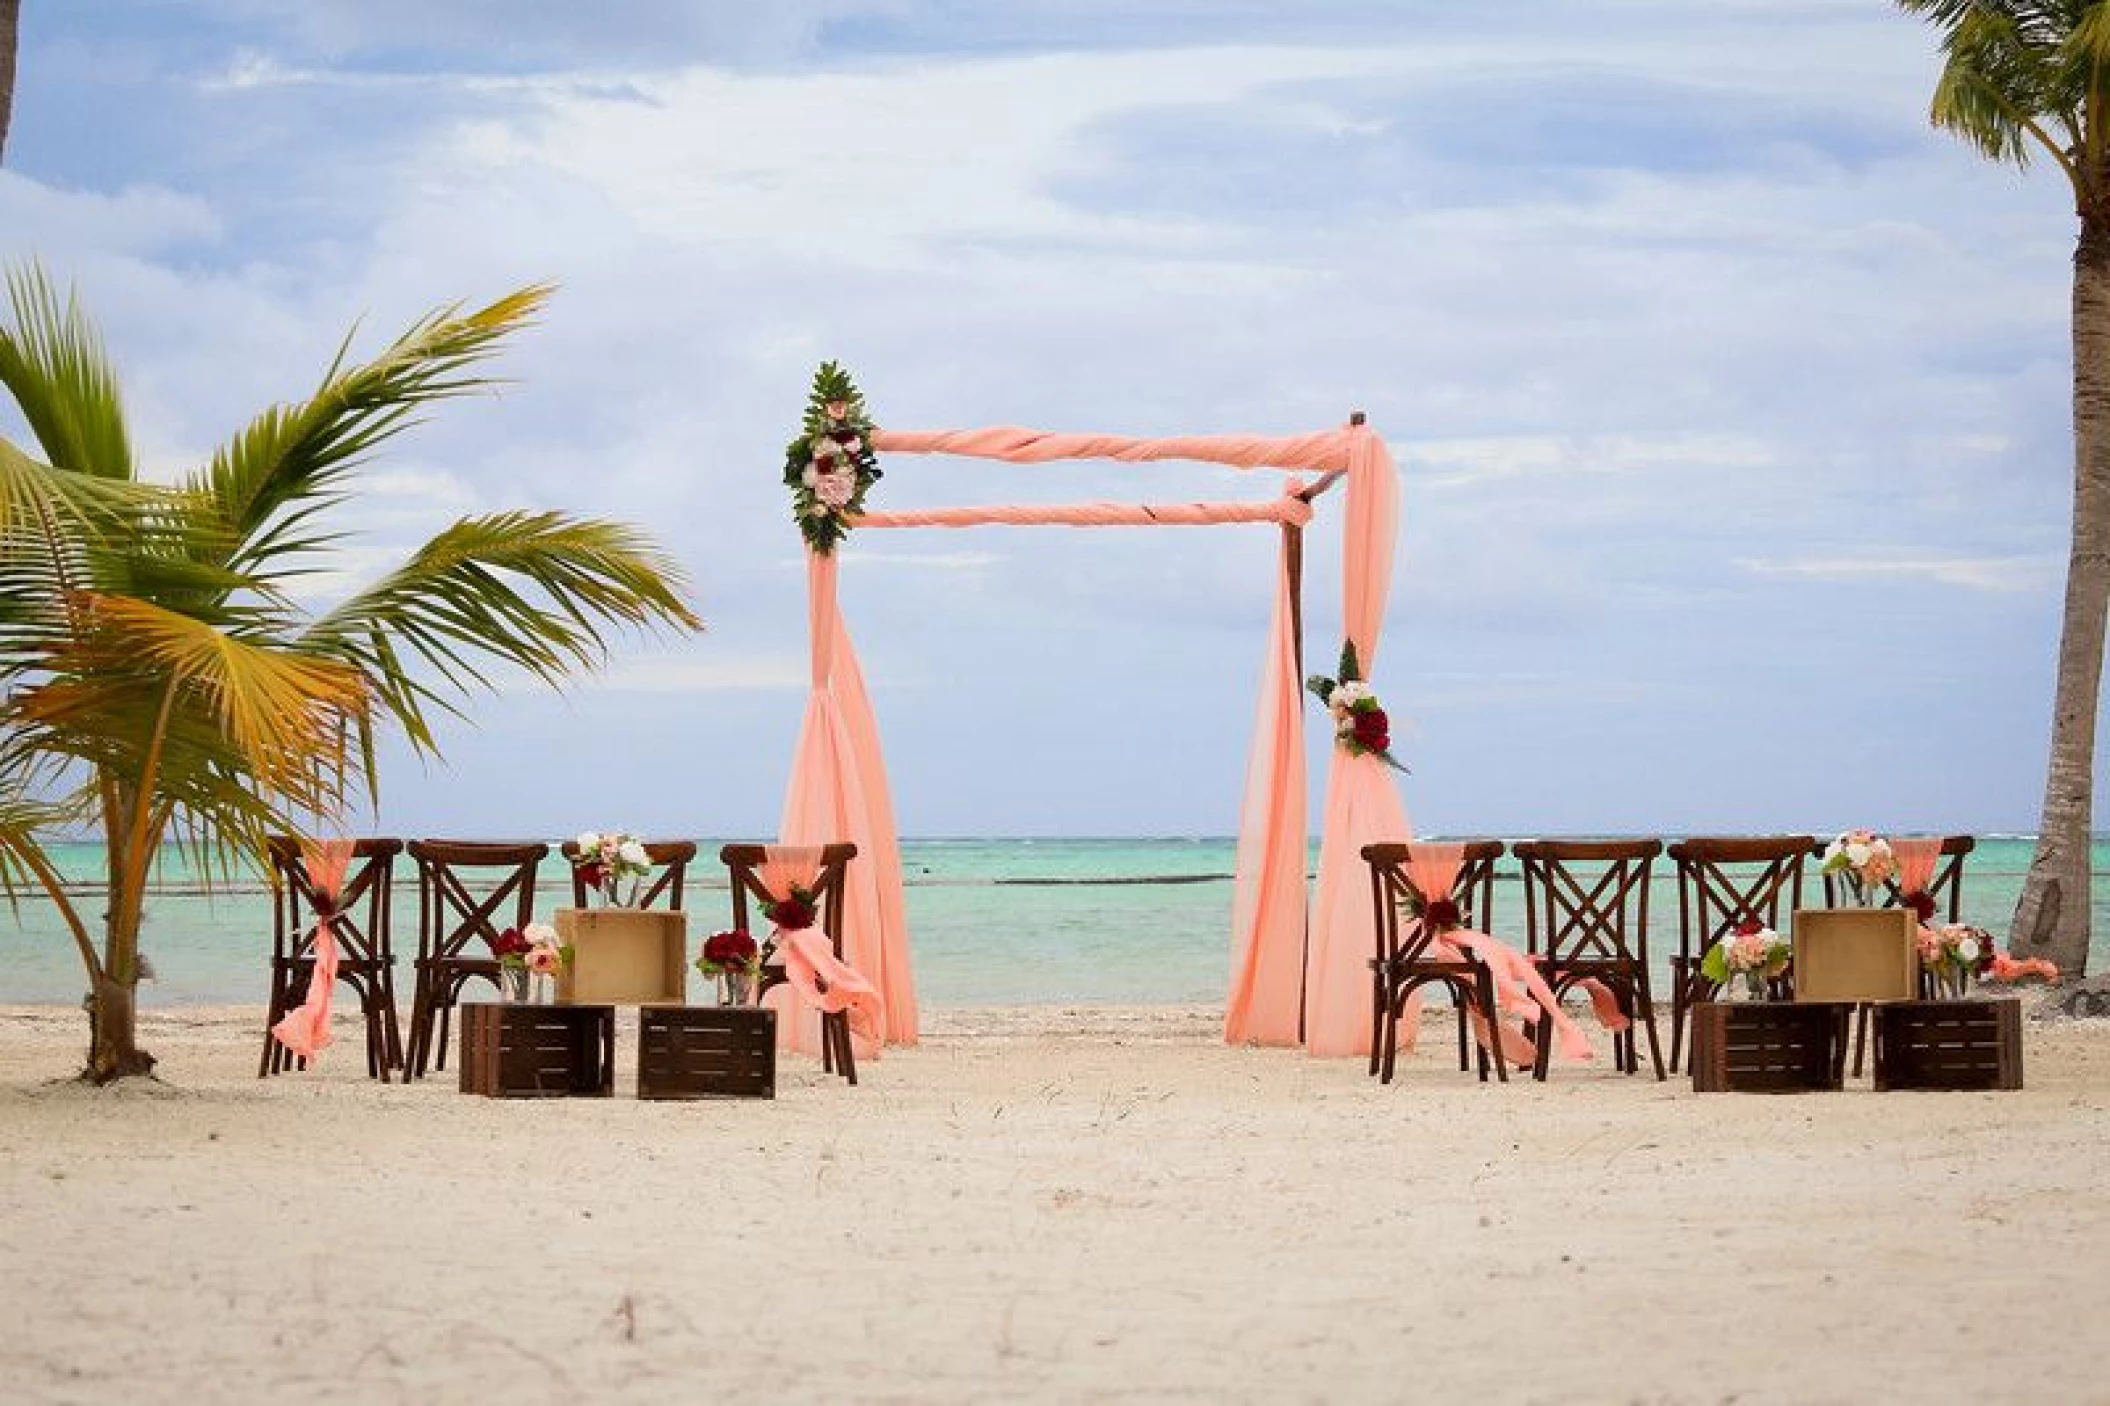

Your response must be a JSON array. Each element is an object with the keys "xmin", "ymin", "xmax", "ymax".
[
  {"xmin": 570, "ymin": 829, "xmax": 654, "ymax": 907},
  {"xmin": 487, "ymin": 922, "xmax": 568, "ymax": 1003},
  {"xmin": 1819, "ymin": 829, "xmax": 1896, "ymax": 906},
  {"xmin": 1700, "ymin": 917, "xmax": 1791, "ymax": 1000},
  {"xmin": 1921, "ymin": 924, "xmax": 2061, "ymax": 999},
  {"xmin": 696, "ymin": 929, "xmax": 764, "ymax": 1006}
]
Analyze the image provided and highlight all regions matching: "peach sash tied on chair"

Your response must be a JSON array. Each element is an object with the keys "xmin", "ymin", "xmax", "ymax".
[
  {"xmin": 270, "ymin": 838, "xmax": 355, "ymax": 1062},
  {"xmin": 1893, "ymin": 837, "xmax": 1942, "ymax": 925},
  {"xmin": 1401, "ymin": 843, "xmax": 1596, "ymax": 1066},
  {"xmin": 758, "ymin": 845, "xmax": 882, "ymax": 1043}
]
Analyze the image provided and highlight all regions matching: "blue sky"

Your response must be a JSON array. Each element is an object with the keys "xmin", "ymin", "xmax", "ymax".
[{"xmin": 0, "ymin": 1, "xmax": 2084, "ymax": 840}]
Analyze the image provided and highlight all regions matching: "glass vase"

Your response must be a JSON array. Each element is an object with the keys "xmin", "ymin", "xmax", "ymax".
[
  {"xmin": 528, "ymin": 971, "xmax": 556, "ymax": 1005},
  {"xmin": 498, "ymin": 965, "xmax": 530, "ymax": 1003},
  {"xmin": 721, "ymin": 971, "xmax": 755, "ymax": 1007}
]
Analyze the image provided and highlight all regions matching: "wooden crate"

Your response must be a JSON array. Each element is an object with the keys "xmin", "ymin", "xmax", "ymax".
[
  {"xmin": 459, "ymin": 1002, "xmax": 615, "ymax": 1098},
  {"xmin": 554, "ymin": 908, "xmax": 687, "ymax": 1005},
  {"xmin": 637, "ymin": 1005, "xmax": 776, "ymax": 1100},
  {"xmin": 1689, "ymin": 1001, "xmax": 1851, "ymax": 1093},
  {"xmin": 1873, "ymin": 998, "xmax": 2023, "ymax": 1091},
  {"xmin": 1792, "ymin": 908, "xmax": 1917, "ymax": 1003}
]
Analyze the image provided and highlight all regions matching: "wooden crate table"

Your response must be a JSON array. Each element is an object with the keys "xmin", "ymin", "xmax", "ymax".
[
  {"xmin": 1689, "ymin": 1001, "xmax": 1852, "ymax": 1093},
  {"xmin": 459, "ymin": 1002, "xmax": 615, "ymax": 1098},
  {"xmin": 1873, "ymin": 998, "xmax": 2023, "ymax": 1091},
  {"xmin": 637, "ymin": 1005, "xmax": 777, "ymax": 1100}
]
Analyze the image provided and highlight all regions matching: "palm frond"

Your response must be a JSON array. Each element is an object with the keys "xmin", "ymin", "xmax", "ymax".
[
  {"xmin": 191, "ymin": 285, "xmax": 551, "ymax": 585},
  {"xmin": 0, "ymin": 263, "xmax": 136, "ymax": 481},
  {"xmin": 299, "ymin": 510, "xmax": 702, "ymax": 755}
]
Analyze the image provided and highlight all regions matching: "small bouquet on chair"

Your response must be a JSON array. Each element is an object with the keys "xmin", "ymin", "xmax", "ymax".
[
  {"xmin": 571, "ymin": 829, "xmax": 653, "ymax": 906},
  {"xmin": 1820, "ymin": 829, "xmax": 1896, "ymax": 906},
  {"xmin": 1700, "ymin": 918, "xmax": 1790, "ymax": 1001},
  {"xmin": 1919, "ymin": 924, "xmax": 2059, "ymax": 999},
  {"xmin": 697, "ymin": 929, "xmax": 764, "ymax": 1007},
  {"xmin": 1306, "ymin": 642, "xmax": 1407, "ymax": 772}
]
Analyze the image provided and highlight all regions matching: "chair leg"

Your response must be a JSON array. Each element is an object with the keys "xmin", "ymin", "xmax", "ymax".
[
  {"xmin": 379, "ymin": 965, "xmax": 405, "ymax": 1074},
  {"xmin": 1379, "ymin": 988, "xmax": 1403, "ymax": 1084},
  {"xmin": 1636, "ymin": 978, "xmax": 1667, "ymax": 1083},
  {"xmin": 258, "ymin": 968, "xmax": 285, "ymax": 1079},
  {"xmin": 1455, "ymin": 990, "xmax": 1471, "ymax": 1073},
  {"xmin": 1667, "ymin": 958, "xmax": 1688, "ymax": 1074},
  {"xmin": 1368, "ymin": 973, "xmax": 1385, "ymax": 1078},
  {"xmin": 404, "ymin": 971, "xmax": 432, "ymax": 1080},
  {"xmin": 827, "ymin": 1012, "xmax": 858, "ymax": 1086},
  {"xmin": 1852, "ymin": 1003, "xmax": 1869, "ymax": 1078}
]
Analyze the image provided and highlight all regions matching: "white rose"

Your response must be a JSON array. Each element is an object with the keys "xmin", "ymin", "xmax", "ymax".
[
  {"xmin": 524, "ymin": 922, "xmax": 559, "ymax": 944},
  {"xmin": 1955, "ymin": 937, "xmax": 1981, "ymax": 964},
  {"xmin": 1871, "ymin": 838, "xmax": 1894, "ymax": 858},
  {"xmin": 575, "ymin": 831, "xmax": 600, "ymax": 853},
  {"xmin": 801, "ymin": 465, "xmax": 819, "ymax": 488},
  {"xmin": 617, "ymin": 839, "xmax": 649, "ymax": 867},
  {"xmin": 1844, "ymin": 842, "xmax": 1871, "ymax": 866}
]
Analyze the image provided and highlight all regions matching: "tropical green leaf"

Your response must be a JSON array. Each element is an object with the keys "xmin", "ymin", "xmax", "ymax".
[{"xmin": 0, "ymin": 263, "xmax": 135, "ymax": 481}]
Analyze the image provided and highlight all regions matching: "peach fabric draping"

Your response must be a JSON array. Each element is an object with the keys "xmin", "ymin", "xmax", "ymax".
[
  {"xmin": 1305, "ymin": 429, "xmax": 1412, "ymax": 1058},
  {"xmin": 755, "ymin": 844, "xmax": 883, "ymax": 1046},
  {"xmin": 1892, "ymin": 837, "xmax": 1942, "ymax": 910},
  {"xmin": 780, "ymin": 551, "xmax": 916, "ymax": 1056},
  {"xmin": 1224, "ymin": 485, "xmax": 1309, "ymax": 1046},
  {"xmin": 852, "ymin": 496, "xmax": 1314, "ymax": 530},
  {"xmin": 1397, "ymin": 843, "xmax": 1595, "ymax": 1067},
  {"xmin": 871, "ymin": 426, "xmax": 1354, "ymax": 471},
  {"xmin": 269, "ymin": 837, "xmax": 355, "ymax": 1062}
]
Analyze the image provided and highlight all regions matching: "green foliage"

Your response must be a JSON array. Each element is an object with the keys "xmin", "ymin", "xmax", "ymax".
[{"xmin": 782, "ymin": 360, "xmax": 882, "ymax": 554}]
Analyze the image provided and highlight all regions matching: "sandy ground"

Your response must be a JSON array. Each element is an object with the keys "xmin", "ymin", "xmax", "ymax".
[{"xmin": 0, "ymin": 1000, "xmax": 2105, "ymax": 1405}]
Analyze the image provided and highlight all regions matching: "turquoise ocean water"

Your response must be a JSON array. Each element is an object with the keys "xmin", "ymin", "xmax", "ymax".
[{"xmin": 2, "ymin": 837, "xmax": 2105, "ymax": 1008}]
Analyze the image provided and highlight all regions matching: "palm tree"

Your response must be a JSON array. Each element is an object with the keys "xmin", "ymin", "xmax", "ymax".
[
  {"xmin": 0, "ymin": 0, "xmax": 19, "ymax": 163},
  {"xmin": 1898, "ymin": 1, "xmax": 2110, "ymax": 978},
  {"xmin": 0, "ymin": 268, "xmax": 702, "ymax": 1081}
]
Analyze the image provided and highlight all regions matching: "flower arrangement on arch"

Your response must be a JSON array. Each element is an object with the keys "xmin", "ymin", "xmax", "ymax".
[
  {"xmin": 783, "ymin": 361, "xmax": 882, "ymax": 555},
  {"xmin": 1306, "ymin": 641, "xmax": 1407, "ymax": 772},
  {"xmin": 1701, "ymin": 917, "xmax": 1791, "ymax": 998},
  {"xmin": 571, "ymin": 829, "xmax": 653, "ymax": 906},
  {"xmin": 1820, "ymin": 829, "xmax": 1896, "ymax": 902}
]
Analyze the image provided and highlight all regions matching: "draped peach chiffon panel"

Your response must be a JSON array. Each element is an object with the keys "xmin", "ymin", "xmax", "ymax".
[
  {"xmin": 269, "ymin": 837, "xmax": 355, "ymax": 1062},
  {"xmin": 1223, "ymin": 496, "xmax": 1309, "ymax": 1047},
  {"xmin": 1397, "ymin": 843, "xmax": 1596, "ymax": 1066},
  {"xmin": 1892, "ymin": 837, "xmax": 1942, "ymax": 903},
  {"xmin": 755, "ymin": 844, "xmax": 884, "ymax": 1046},
  {"xmin": 778, "ymin": 550, "xmax": 917, "ymax": 1056},
  {"xmin": 1305, "ymin": 428, "xmax": 1412, "ymax": 1058}
]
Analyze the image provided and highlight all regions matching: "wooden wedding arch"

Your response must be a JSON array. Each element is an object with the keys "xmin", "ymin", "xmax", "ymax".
[{"xmin": 776, "ymin": 409, "xmax": 1410, "ymax": 1061}]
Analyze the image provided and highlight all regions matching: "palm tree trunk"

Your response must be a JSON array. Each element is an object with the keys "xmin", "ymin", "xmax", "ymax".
[
  {"xmin": 86, "ymin": 970, "xmax": 154, "ymax": 1083},
  {"xmin": 2011, "ymin": 211, "xmax": 2110, "ymax": 978},
  {"xmin": 0, "ymin": 0, "xmax": 18, "ymax": 164}
]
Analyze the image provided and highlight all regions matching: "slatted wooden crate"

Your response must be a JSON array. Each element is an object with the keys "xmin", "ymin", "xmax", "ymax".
[
  {"xmin": 1873, "ymin": 998, "xmax": 2023, "ymax": 1091},
  {"xmin": 459, "ymin": 1002, "xmax": 615, "ymax": 1098},
  {"xmin": 1689, "ymin": 1001, "xmax": 1851, "ymax": 1093},
  {"xmin": 637, "ymin": 1005, "xmax": 777, "ymax": 1100}
]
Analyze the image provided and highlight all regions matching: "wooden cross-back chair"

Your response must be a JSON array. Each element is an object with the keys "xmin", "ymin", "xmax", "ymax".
[
  {"xmin": 403, "ymin": 839, "xmax": 548, "ymax": 1080},
  {"xmin": 1817, "ymin": 833, "xmax": 1975, "ymax": 1073},
  {"xmin": 259, "ymin": 837, "xmax": 405, "ymax": 1082},
  {"xmin": 1361, "ymin": 840, "xmax": 1508, "ymax": 1085},
  {"xmin": 559, "ymin": 839, "xmax": 698, "ymax": 909},
  {"xmin": 1665, "ymin": 835, "xmax": 1814, "ymax": 1074},
  {"xmin": 1514, "ymin": 838, "xmax": 1667, "ymax": 1081},
  {"xmin": 720, "ymin": 842, "xmax": 859, "ymax": 1085}
]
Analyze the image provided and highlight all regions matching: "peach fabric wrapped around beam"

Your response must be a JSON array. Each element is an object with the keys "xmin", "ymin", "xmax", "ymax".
[
  {"xmin": 851, "ymin": 495, "xmax": 1315, "ymax": 530},
  {"xmin": 871, "ymin": 426, "xmax": 1354, "ymax": 471}
]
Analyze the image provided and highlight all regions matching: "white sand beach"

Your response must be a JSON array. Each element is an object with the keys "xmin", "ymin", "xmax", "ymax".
[{"xmin": 1, "ymin": 1001, "xmax": 2105, "ymax": 1404}]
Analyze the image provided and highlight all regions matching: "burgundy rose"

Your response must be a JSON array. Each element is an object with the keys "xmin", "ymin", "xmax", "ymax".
[
  {"xmin": 829, "ymin": 427, "xmax": 860, "ymax": 445},
  {"xmin": 704, "ymin": 929, "xmax": 758, "ymax": 966},
  {"xmin": 1421, "ymin": 897, "xmax": 1462, "ymax": 931},
  {"xmin": 1733, "ymin": 917, "xmax": 1763, "ymax": 938},
  {"xmin": 1352, "ymin": 708, "xmax": 1390, "ymax": 752},
  {"xmin": 576, "ymin": 861, "xmax": 605, "ymax": 892},
  {"xmin": 766, "ymin": 895, "xmax": 817, "ymax": 930},
  {"xmin": 1904, "ymin": 891, "xmax": 1936, "ymax": 923},
  {"xmin": 488, "ymin": 926, "xmax": 531, "ymax": 959}
]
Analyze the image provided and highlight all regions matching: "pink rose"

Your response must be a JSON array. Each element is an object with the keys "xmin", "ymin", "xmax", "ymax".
[
  {"xmin": 825, "ymin": 400, "xmax": 849, "ymax": 420},
  {"xmin": 815, "ymin": 468, "xmax": 856, "ymax": 508}
]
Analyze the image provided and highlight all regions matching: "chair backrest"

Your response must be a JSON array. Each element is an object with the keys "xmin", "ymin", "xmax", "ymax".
[
  {"xmin": 559, "ymin": 839, "xmax": 698, "ymax": 909},
  {"xmin": 267, "ymin": 837, "xmax": 403, "ymax": 965},
  {"xmin": 407, "ymin": 840, "xmax": 548, "ymax": 963},
  {"xmin": 1816, "ymin": 834, "xmax": 1973, "ymax": 919},
  {"xmin": 1667, "ymin": 835, "xmax": 1813, "ymax": 962},
  {"xmin": 1514, "ymin": 838, "xmax": 1662, "ymax": 966},
  {"xmin": 720, "ymin": 842, "xmax": 857, "ymax": 959},
  {"xmin": 1360, "ymin": 840, "xmax": 1504, "ymax": 967}
]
